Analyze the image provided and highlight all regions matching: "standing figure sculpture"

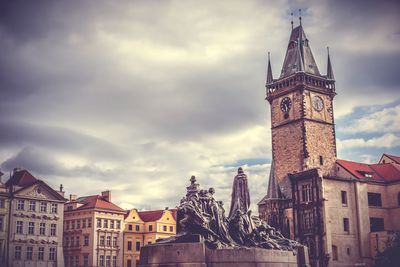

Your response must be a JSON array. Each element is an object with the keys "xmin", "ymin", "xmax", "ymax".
[{"xmin": 228, "ymin": 167, "xmax": 250, "ymax": 220}]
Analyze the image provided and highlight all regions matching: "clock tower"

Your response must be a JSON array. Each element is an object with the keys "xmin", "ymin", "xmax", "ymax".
[{"xmin": 265, "ymin": 23, "xmax": 337, "ymax": 196}]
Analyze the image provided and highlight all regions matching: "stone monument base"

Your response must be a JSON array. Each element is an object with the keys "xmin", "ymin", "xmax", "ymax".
[{"xmin": 139, "ymin": 242, "xmax": 309, "ymax": 267}]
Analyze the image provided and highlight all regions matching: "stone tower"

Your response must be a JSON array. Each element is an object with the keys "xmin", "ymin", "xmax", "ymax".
[{"xmin": 265, "ymin": 23, "xmax": 337, "ymax": 196}]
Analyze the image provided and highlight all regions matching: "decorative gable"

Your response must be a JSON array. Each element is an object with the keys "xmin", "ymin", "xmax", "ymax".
[{"xmin": 14, "ymin": 182, "xmax": 65, "ymax": 202}]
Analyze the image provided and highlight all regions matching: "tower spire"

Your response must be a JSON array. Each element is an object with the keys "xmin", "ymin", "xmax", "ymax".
[
  {"xmin": 291, "ymin": 12, "xmax": 294, "ymax": 30},
  {"xmin": 299, "ymin": 9, "xmax": 302, "ymax": 26},
  {"xmin": 266, "ymin": 161, "xmax": 282, "ymax": 199},
  {"xmin": 326, "ymin": 47, "xmax": 335, "ymax": 80},
  {"xmin": 266, "ymin": 52, "xmax": 273, "ymax": 85}
]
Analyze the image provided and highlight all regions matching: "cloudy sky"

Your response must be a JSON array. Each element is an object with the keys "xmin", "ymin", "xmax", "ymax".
[{"xmin": 1, "ymin": 0, "xmax": 399, "ymax": 211}]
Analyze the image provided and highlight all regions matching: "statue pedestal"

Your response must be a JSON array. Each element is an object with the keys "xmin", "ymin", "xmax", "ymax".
[{"xmin": 139, "ymin": 241, "xmax": 309, "ymax": 267}]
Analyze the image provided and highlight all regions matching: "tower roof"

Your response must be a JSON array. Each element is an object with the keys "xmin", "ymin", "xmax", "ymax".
[
  {"xmin": 326, "ymin": 48, "xmax": 335, "ymax": 80},
  {"xmin": 280, "ymin": 25, "xmax": 321, "ymax": 78},
  {"xmin": 265, "ymin": 161, "xmax": 283, "ymax": 199},
  {"xmin": 266, "ymin": 52, "xmax": 274, "ymax": 84}
]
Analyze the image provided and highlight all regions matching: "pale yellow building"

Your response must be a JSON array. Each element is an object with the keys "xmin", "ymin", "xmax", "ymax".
[
  {"xmin": 63, "ymin": 191, "xmax": 125, "ymax": 267},
  {"xmin": 123, "ymin": 208, "xmax": 176, "ymax": 267}
]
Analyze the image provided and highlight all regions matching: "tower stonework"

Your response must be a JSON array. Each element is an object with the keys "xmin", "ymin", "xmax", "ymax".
[{"xmin": 266, "ymin": 25, "xmax": 336, "ymax": 196}]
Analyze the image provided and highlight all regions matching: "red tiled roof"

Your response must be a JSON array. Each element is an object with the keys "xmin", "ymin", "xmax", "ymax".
[
  {"xmin": 384, "ymin": 154, "xmax": 400, "ymax": 164},
  {"xmin": 5, "ymin": 169, "xmax": 38, "ymax": 187},
  {"xmin": 337, "ymin": 159, "xmax": 400, "ymax": 183},
  {"xmin": 75, "ymin": 195, "xmax": 125, "ymax": 212},
  {"xmin": 170, "ymin": 209, "xmax": 177, "ymax": 221},
  {"xmin": 138, "ymin": 210, "xmax": 165, "ymax": 222}
]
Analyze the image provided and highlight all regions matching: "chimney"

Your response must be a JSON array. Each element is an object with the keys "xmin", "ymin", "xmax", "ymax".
[
  {"xmin": 13, "ymin": 167, "xmax": 22, "ymax": 175},
  {"xmin": 70, "ymin": 194, "xmax": 77, "ymax": 202},
  {"xmin": 101, "ymin": 190, "xmax": 111, "ymax": 202}
]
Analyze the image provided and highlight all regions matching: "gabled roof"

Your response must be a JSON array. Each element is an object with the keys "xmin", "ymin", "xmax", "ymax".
[
  {"xmin": 382, "ymin": 154, "xmax": 400, "ymax": 164},
  {"xmin": 280, "ymin": 25, "xmax": 321, "ymax": 78},
  {"xmin": 138, "ymin": 210, "xmax": 165, "ymax": 222},
  {"xmin": 74, "ymin": 195, "xmax": 125, "ymax": 212},
  {"xmin": 5, "ymin": 169, "xmax": 37, "ymax": 187},
  {"xmin": 336, "ymin": 159, "xmax": 400, "ymax": 183}
]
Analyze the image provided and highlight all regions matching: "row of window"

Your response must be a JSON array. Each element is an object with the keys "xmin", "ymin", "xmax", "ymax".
[
  {"xmin": 99, "ymin": 236, "xmax": 118, "ymax": 247},
  {"xmin": 127, "ymin": 240, "xmax": 141, "ymax": 251},
  {"xmin": 16, "ymin": 221, "xmax": 57, "ymax": 236},
  {"xmin": 16, "ymin": 200, "xmax": 58, "ymax": 214},
  {"xmin": 96, "ymin": 218, "xmax": 121, "ymax": 229},
  {"xmin": 14, "ymin": 246, "xmax": 56, "ymax": 261},
  {"xmin": 65, "ymin": 255, "xmax": 117, "ymax": 267},
  {"xmin": 127, "ymin": 224, "xmax": 174, "ymax": 233},
  {"xmin": 65, "ymin": 218, "xmax": 92, "ymax": 230}
]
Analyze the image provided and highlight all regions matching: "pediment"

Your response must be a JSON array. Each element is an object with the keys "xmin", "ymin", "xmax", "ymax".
[{"xmin": 14, "ymin": 182, "xmax": 64, "ymax": 201}]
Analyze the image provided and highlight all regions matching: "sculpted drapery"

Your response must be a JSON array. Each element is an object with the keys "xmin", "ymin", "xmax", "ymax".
[{"xmin": 228, "ymin": 167, "xmax": 250, "ymax": 220}]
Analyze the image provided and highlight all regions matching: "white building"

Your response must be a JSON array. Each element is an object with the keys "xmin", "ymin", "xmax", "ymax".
[{"xmin": 5, "ymin": 168, "xmax": 67, "ymax": 267}]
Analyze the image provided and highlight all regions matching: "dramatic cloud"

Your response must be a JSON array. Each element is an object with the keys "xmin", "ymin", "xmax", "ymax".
[{"xmin": 1, "ymin": 0, "xmax": 399, "ymax": 211}]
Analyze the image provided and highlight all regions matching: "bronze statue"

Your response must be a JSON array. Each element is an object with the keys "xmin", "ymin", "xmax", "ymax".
[{"xmin": 158, "ymin": 169, "xmax": 300, "ymax": 252}]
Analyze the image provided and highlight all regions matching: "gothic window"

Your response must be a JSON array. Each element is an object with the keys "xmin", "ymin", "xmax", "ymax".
[
  {"xmin": 341, "ymin": 191, "xmax": 347, "ymax": 205},
  {"xmin": 368, "ymin": 192, "xmax": 382, "ymax": 207},
  {"xmin": 301, "ymin": 184, "xmax": 312, "ymax": 203},
  {"xmin": 302, "ymin": 210, "xmax": 313, "ymax": 231},
  {"xmin": 332, "ymin": 245, "xmax": 338, "ymax": 261},
  {"xmin": 305, "ymin": 239, "xmax": 316, "ymax": 256},
  {"xmin": 370, "ymin": 217, "xmax": 384, "ymax": 232},
  {"xmin": 343, "ymin": 218, "xmax": 349, "ymax": 233},
  {"xmin": 319, "ymin": 156, "xmax": 323, "ymax": 165}
]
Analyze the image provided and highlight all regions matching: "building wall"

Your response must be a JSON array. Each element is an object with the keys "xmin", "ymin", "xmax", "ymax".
[
  {"xmin": 64, "ymin": 208, "xmax": 124, "ymax": 267},
  {"xmin": 8, "ymin": 191, "xmax": 65, "ymax": 267},
  {"xmin": 322, "ymin": 178, "xmax": 364, "ymax": 266},
  {"xmin": 123, "ymin": 210, "xmax": 176, "ymax": 267}
]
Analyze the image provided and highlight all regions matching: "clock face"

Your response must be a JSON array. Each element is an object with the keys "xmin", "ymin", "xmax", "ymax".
[
  {"xmin": 280, "ymin": 97, "xmax": 292, "ymax": 113},
  {"xmin": 312, "ymin": 96, "xmax": 324, "ymax": 112}
]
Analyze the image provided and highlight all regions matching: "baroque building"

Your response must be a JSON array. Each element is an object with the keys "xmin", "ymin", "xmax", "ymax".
[
  {"xmin": 0, "ymin": 170, "xmax": 9, "ymax": 265},
  {"xmin": 63, "ymin": 191, "xmax": 125, "ymax": 267},
  {"xmin": 258, "ymin": 21, "xmax": 400, "ymax": 267},
  {"xmin": 5, "ymin": 168, "xmax": 67, "ymax": 267},
  {"xmin": 123, "ymin": 208, "xmax": 176, "ymax": 267}
]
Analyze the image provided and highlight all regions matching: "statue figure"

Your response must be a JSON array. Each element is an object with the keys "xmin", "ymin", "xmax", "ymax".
[
  {"xmin": 158, "ymin": 173, "xmax": 300, "ymax": 252},
  {"xmin": 228, "ymin": 167, "xmax": 250, "ymax": 220}
]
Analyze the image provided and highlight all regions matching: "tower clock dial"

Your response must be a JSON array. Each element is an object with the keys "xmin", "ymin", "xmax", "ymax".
[
  {"xmin": 312, "ymin": 96, "xmax": 324, "ymax": 112},
  {"xmin": 280, "ymin": 97, "xmax": 292, "ymax": 113}
]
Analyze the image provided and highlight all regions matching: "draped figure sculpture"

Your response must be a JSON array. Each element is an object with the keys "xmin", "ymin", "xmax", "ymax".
[{"xmin": 228, "ymin": 167, "xmax": 250, "ymax": 220}]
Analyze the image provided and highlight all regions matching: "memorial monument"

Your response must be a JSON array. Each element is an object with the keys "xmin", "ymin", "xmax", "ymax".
[{"xmin": 139, "ymin": 168, "xmax": 310, "ymax": 267}]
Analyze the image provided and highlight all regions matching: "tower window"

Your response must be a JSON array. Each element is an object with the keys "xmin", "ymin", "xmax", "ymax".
[
  {"xmin": 332, "ymin": 245, "xmax": 338, "ymax": 261},
  {"xmin": 343, "ymin": 218, "xmax": 350, "ymax": 233},
  {"xmin": 341, "ymin": 191, "xmax": 347, "ymax": 206},
  {"xmin": 367, "ymin": 192, "xmax": 382, "ymax": 207},
  {"xmin": 301, "ymin": 184, "xmax": 312, "ymax": 203},
  {"xmin": 370, "ymin": 217, "xmax": 384, "ymax": 232},
  {"xmin": 319, "ymin": 156, "xmax": 323, "ymax": 165}
]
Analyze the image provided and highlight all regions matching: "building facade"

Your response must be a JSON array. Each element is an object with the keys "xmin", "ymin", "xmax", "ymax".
[
  {"xmin": 0, "ymin": 170, "xmax": 9, "ymax": 265},
  {"xmin": 5, "ymin": 168, "xmax": 67, "ymax": 267},
  {"xmin": 123, "ymin": 208, "xmax": 176, "ymax": 267},
  {"xmin": 63, "ymin": 191, "xmax": 125, "ymax": 267},
  {"xmin": 258, "ymin": 21, "xmax": 400, "ymax": 267}
]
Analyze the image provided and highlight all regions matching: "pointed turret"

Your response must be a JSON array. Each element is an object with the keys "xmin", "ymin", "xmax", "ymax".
[
  {"xmin": 280, "ymin": 25, "xmax": 320, "ymax": 78},
  {"xmin": 266, "ymin": 161, "xmax": 283, "ymax": 199},
  {"xmin": 326, "ymin": 47, "xmax": 335, "ymax": 80},
  {"xmin": 266, "ymin": 52, "xmax": 274, "ymax": 85}
]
